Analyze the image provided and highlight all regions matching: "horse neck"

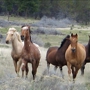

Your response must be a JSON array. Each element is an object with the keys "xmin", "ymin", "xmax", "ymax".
[
  {"xmin": 59, "ymin": 40, "xmax": 70, "ymax": 52},
  {"xmin": 24, "ymin": 33, "xmax": 32, "ymax": 52},
  {"xmin": 11, "ymin": 37, "xmax": 20, "ymax": 51}
]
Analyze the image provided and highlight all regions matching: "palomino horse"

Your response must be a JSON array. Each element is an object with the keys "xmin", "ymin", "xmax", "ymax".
[
  {"xmin": 20, "ymin": 25, "xmax": 41, "ymax": 80},
  {"xmin": 46, "ymin": 35, "xmax": 70, "ymax": 78},
  {"xmin": 65, "ymin": 33, "xmax": 86, "ymax": 81},
  {"xmin": 6, "ymin": 28, "xmax": 23, "ymax": 76},
  {"xmin": 81, "ymin": 35, "xmax": 90, "ymax": 75}
]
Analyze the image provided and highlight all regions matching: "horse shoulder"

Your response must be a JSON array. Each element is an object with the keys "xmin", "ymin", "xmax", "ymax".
[
  {"xmin": 78, "ymin": 43, "xmax": 85, "ymax": 49},
  {"xmin": 77, "ymin": 43, "xmax": 86, "ymax": 61},
  {"xmin": 31, "ymin": 44, "xmax": 41, "ymax": 58},
  {"xmin": 49, "ymin": 49, "xmax": 57, "ymax": 59},
  {"xmin": 78, "ymin": 43, "xmax": 86, "ymax": 54}
]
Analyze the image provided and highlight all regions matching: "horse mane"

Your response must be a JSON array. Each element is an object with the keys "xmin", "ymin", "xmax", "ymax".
[
  {"xmin": 15, "ymin": 32, "xmax": 22, "ymax": 42},
  {"xmin": 58, "ymin": 35, "xmax": 70, "ymax": 50}
]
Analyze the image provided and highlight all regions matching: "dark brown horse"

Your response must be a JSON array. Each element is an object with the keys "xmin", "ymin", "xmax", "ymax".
[
  {"xmin": 20, "ymin": 25, "xmax": 41, "ymax": 80},
  {"xmin": 46, "ymin": 35, "xmax": 70, "ymax": 78},
  {"xmin": 65, "ymin": 33, "xmax": 86, "ymax": 81},
  {"xmin": 81, "ymin": 35, "xmax": 90, "ymax": 75}
]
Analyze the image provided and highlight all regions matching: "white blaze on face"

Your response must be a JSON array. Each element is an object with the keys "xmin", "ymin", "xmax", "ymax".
[
  {"xmin": 22, "ymin": 26, "xmax": 28, "ymax": 30},
  {"xmin": 21, "ymin": 62, "xmax": 25, "ymax": 67}
]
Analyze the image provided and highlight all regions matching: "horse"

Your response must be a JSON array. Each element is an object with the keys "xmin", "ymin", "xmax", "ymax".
[
  {"xmin": 20, "ymin": 25, "xmax": 41, "ymax": 80},
  {"xmin": 6, "ymin": 28, "xmax": 24, "ymax": 76},
  {"xmin": 46, "ymin": 35, "xmax": 70, "ymax": 78},
  {"xmin": 81, "ymin": 35, "xmax": 90, "ymax": 75},
  {"xmin": 65, "ymin": 33, "xmax": 86, "ymax": 81}
]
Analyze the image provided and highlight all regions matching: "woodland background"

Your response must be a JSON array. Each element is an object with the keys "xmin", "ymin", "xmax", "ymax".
[{"xmin": 0, "ymin": 0, "xmax": 90, "ymax": 25}]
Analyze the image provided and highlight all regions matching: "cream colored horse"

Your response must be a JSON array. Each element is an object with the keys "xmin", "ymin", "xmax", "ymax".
[
  {"xmin": 65, "ymin": 33, "xmax": 86, "ymax": 81},
  {"xmin": 6, "ymin": 28, "xmax": 24, "ymax": 76}
]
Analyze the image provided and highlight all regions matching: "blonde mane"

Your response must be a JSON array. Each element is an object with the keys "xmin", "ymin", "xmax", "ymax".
[
  {"xmin": 15, "ymin": 32, "xmax": 22, "ymax": 42},
  {"xmin": 9, "ymin": 27, "xmax": 17, "ymax": 32}
]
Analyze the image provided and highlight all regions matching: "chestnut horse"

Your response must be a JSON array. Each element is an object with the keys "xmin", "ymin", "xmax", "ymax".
[
  {"xmin": 65, "ymin": 33, "xmax": 86, "ymax": 81},
  {"xmin": 20, "ymin": 25, "xmax": 41, "ymax": 80},
  {"xmin": 46, "ymin": 35, "xmax": 70, "ymax": 78},
  {"xmin": 81, "ymin": 35, "xmax": 90, "ymax": 75},
  {"xmin": 6, "ymin": 28, "xmax": 23, "ymax": 76}
]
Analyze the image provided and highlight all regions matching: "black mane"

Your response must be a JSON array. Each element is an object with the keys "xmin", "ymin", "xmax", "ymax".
[{"xmin": 58, "ymin": 35, "xmax": 70, "ymax": 50}]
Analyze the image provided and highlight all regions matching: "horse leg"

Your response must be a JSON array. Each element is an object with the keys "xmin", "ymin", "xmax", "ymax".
[
  {"xmin": 47, "ymin": 62, "xmax": 50, "ymax": 74},
  {"xmin": 32, "ymin": 60, "xmax": 37, "ymax": 80},
  {"xmin": 67, "ymin": 62, "xmax": 71, "ymax": 80},
  {"xmin": 81, "ymin": 62, "xmax": 86, "ymax": 75},
  {"xmin": 54, "ymin": 66, "xmax": 57, "ymax": 74},
  {"xmin": 13, "ymin": 60, "xmax": 17, "ymax": 74},
  {"xmin": 71, "ymin": 66, "xmax": 75, "ymax": 81},
  {"xmin": 17, "ymin": 58, "xmax": 22, "ymax": 77},
  {"xmin": 26, "ymin": 63, "xmax": 29, "ymax": 78},
  {"xmin": 21, "ymin": 59, "xmax": 26, "ymax": 78},
  {"xmin": 59, "ymin": 66, "xmax": 64, "ymax": 79},
  {"xmin": 73, "ymin": 67, "xmax": 79, "ymax": 81}
]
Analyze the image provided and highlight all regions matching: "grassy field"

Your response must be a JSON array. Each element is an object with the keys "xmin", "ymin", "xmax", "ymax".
[
  {"xmin": 37, "ymin": 28, "xmax": 90, "ymax": 47},
  {"xmin": 1, "ymin": 26, "xmax": 90, "ymax": 47},
  {"xmin": 0, "ymin": 16, "xmax": 90, "ymax": 89}
]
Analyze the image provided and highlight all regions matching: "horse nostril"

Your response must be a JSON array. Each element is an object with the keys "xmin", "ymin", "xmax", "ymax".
[
  {"xmin": 21, "ymin": 35, "xmax": 24, "ymax": 40},
  {"xmin": 6, "ymin": 40, "xmax": 9, "ymax": 44},
  {"xmin": 71, "ymin": 48, "xmax": 76, "ymax": 52}
]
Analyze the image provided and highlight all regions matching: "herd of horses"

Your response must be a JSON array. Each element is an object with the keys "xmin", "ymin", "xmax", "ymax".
[{"xmin": 5, "ymin": 25, "xmax": 90, "ymax": 82}]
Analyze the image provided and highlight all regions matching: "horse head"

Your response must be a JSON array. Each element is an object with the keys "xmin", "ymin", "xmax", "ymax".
[
  {"xmin": 21, "ymin": 25, "xmax": 31, "ymax": 40},
  {"xmin": 6, "ymin": 28, "xmax": 17, "ymax": 44},
  {"xmin": 70, "ymin": 33, "xmax": 78, "ymax": 52}
]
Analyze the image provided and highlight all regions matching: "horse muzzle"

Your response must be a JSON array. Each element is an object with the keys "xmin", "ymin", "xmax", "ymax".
[
  {"xmin": 71, "ymin": 48, "xmax": 76, "ymax": 52},
  {"xmin": 6, "ymin": 40, "xmax": 9, "ymax": 44}
]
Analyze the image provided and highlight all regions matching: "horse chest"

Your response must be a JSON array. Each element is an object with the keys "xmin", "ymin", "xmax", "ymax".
[
  {"xmin": 11, "ymin": 54, "xmax": 20, "ymax": 61},
  {"xmin": 22, "ymin": 52, "xmax": 35, "ymax": 62}
]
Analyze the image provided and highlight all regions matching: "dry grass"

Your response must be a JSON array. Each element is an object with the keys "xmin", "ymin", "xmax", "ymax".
[{"xmin": 0, "ymin": 45, "xmax": 90, "ymax": 90}]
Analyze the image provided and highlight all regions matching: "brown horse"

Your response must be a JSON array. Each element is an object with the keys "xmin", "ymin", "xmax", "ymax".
[
  {"xmin": 46, "ymin": 35, "xmax": 70, "ymax": 78},
  {"xmin": 65, "ymin": 33, "xmax": 86, "ymax": 81},
  {"xmin": 20, "ymin": 25, "xmax": 41, "ymax": 80},
  {"xmin": 6, "ymin": 28, "xmax": 23, "ymax": 76},
  {"xmin": 81, "ymin": 35, "xmax": 90, "ymax": 75}
]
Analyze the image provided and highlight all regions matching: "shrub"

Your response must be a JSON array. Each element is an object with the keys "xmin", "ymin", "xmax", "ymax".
[{"xmin": 44, "ymin": 42, "xmax": 51, "ymax": 48}]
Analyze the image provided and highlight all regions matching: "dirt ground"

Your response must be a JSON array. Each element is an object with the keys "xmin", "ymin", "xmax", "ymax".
[{"xmin": 0, "ymin": 46, "xmax": 90, "ymax": 90}]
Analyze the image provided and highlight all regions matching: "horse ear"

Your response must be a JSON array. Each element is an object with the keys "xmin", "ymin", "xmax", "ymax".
[
  {"xmin": 75, "ymin": 33, "xmax": 78, "ymax": 37},
  {"xmin": 71, "ymin": 33, "xmax": 73, "ymax": 36}
]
